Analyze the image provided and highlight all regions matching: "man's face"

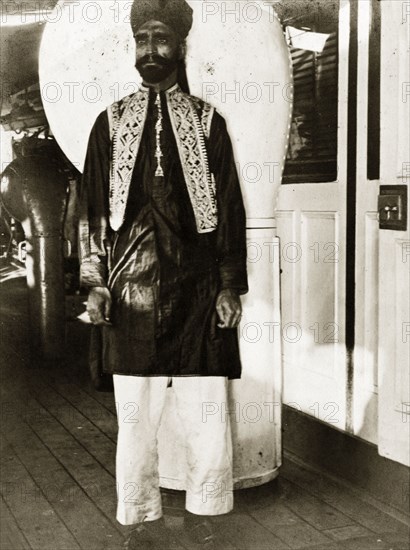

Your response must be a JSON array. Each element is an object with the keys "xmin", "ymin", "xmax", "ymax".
[{"xmin": 134, "ymin": 20, "xmax": 182, "ymax": 84}]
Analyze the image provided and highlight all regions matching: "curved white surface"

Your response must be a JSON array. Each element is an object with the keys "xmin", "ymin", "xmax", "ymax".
[
  {"xmin": 39, "ymin": 0, "xmax": 293, "ymax": 219},
  {"xmin": 39, "ymin": 0, "xmax": 141, "ymax": 172}
]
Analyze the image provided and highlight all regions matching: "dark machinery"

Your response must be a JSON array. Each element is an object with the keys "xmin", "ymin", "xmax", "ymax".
[{"xmin": 0, "ymin": 136, "xmax": 70, "ymax": 361}]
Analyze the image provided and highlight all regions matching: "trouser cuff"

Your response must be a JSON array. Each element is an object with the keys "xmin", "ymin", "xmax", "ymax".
[
  {"xmin": 116, "ymin": 497, "xmax": 163, "ymax": 525},
  {"xmin": 185, "ymin": 489, "xmax": 234, "ymax": 516}
]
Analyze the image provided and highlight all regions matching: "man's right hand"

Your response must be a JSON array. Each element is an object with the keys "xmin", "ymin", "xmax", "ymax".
[{"xmin": 87, "ymin": 287, "xmax": 112, "ymax": 326}]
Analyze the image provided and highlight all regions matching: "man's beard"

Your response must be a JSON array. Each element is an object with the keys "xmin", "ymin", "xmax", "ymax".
[{"xmin": 136, "ymin": 54, "xmax": 178, "ymax": 84}]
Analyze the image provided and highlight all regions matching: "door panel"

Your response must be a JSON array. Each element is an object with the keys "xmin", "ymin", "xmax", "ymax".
[
  {"xmin": 377, "ymin": 0, "xmax": 410, "ymax": 466},
  {"xmin": 277, "ymin": 189, "xmax": 346, "ymax": 427},
  {"xmin": 277, "ymin": 0, "xmax": 349, "ymax": 429},
  {"xmin": 378, "ymin": 235, "xmax": 410, "ymax": 466}
]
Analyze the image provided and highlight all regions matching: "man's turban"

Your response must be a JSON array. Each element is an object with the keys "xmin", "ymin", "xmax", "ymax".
[{"xmin": 130, "ymin": 0, "xmax": 193, "ymax": 40}]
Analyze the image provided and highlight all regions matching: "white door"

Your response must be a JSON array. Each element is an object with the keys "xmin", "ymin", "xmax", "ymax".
[
  {"xmin": 278, "ymin": 0, "xmax": 410, "ymax": 466},
  {"xmin": 276, "ymin": 0, "xmax": 350, "ymax": 429},
  {"xmin": 353, "ymin": 0, "xmax": 381, "ymax": 445},
  {"xmin": 377, "ymin": 1, "xmax": 410, "ymax": 466},
  {"xmin": 354, "ymin": 0, "xmax": 410, "ymax": 466}
]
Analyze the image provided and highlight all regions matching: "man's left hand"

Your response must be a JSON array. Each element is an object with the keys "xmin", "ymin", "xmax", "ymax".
[{"xmin": 216, "ymin": 289, "xmax": 242, "ymax": 329}]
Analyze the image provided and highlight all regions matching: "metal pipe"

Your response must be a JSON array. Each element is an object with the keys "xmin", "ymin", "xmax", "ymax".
[{"xmin": 1, "ymin": 156, "xmax": 68, "ymax": 361}]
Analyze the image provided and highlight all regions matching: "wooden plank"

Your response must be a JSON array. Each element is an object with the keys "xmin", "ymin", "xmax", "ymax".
[
  {"xmin": 0, "ymin": 496, "xmax": 31, "ymax": 550},
  {"xmin": 0, "ymin": 345, "xmax": 117, "ymax": 478},
  {"xmin": 0, "ymin": 363, "xmax": 124, "ymax": 538},
  {"xmin": 247, "ymin": 499, "xmax": 333, "ymax": 550},
  {"xmin": 248, "ymin": 500, "xmax": 300, "ymax": 526},
  {"xmin": 49, "ymin": 380, "xmax": 118, "ymax": 443},
  {"xmin": 25, "ymin": 379, "xmax": 117, "ymax": 477},
  {"xmin": 0, "ymin": 311, "xmax": 128, "ymax": 547},
  {"xmin": 281, "ymin": 458, "xmax": 409, "ymax": 535},
  {"xmin": 279, "ymin": 478, "xmax": 355, "ymax": 530},
  {"xmin": 2, "ymin": 414, "xmax": 124, "ymax": 550},
  {"xmin": 78, "ymin": 382, "xmax": 117, "ymax": 416},
  {"xmin": 235, "ymin": 479, "xmax": 282, "ymax": 512},
  {"xmin": 323, "ymin": 525, "xmax": 375, "ymax": 541},
  {"xmin": 265, "ymin": 522, "xmax": 335, "ymax": 550},
  {"xmin": 165, "ymin": 515, "xmax": 236, "ymax": 550},
  {"xmin": 21, "ymin": 402, "xmax": 120, "ymax": 529},
  {"xmin": 211, "ymin": 512, "xmax": 291, "ymax": 550},
  {"xmin": 339, "ymin": 533, "xmax": 410, "ymax": 550},
  {"xmin": 0, "ymin": 436, "xmax": 81, "ymax": 550}
]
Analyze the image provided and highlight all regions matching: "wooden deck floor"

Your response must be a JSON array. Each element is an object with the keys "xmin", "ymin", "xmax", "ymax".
[{"xmin": 1, "ymin": 268, "xmax": 409, "ymax": 550}]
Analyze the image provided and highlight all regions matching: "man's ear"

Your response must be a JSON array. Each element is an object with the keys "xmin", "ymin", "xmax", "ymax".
[{"xmin": 178, "ymin": 40, "xmax": 186, "ymax": 61}]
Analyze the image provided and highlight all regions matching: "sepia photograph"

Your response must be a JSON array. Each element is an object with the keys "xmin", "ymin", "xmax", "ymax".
[{"xmin": 0, "ymin": 1, "xmax": 409, "ymax": 549}]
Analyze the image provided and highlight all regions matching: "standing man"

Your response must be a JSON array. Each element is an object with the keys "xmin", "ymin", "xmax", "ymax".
[{"xmin": 79, "ymin": 0, "xmax": 248, "ymax": 547}]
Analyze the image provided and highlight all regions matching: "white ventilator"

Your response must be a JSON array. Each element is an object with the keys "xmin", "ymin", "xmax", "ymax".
[{"xmin": 40, "ymin": 0, "xmax": 293, "ymax": 488}]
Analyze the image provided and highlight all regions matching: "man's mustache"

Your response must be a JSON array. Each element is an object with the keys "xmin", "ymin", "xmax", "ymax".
[{"xmin": 136, "ymin": 55, "xmax": 174, "ymax": 68}]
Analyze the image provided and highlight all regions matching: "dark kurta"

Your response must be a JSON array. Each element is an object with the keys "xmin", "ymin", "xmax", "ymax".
[{"xmin": 80, "ymin": 88, "xmax": 248, "ymax": 378}]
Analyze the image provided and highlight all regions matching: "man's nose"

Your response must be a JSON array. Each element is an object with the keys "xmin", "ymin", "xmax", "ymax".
[{"xmin": 145, "ymin": 36, "xmax": 157, "ymax": 55}]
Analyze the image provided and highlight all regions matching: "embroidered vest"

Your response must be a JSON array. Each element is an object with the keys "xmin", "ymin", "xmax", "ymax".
[{"xmin": 107, "ymin": 84, "xmax": 217, "ymax": 234}]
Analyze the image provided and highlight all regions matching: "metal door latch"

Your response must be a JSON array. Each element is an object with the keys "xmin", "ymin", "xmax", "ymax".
[{"xmin": 378, "ymin": 185, "xmax": 407, "ymax": 231}]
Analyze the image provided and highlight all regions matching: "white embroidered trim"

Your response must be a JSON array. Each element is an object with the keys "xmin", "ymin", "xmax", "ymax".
[
  {"xmin": 109, "ymin": 91, "xmax": 149, "ymax": 231},
  {"xmin": 201, "ymin": 102, "xmax": 215, "ymax": 139},
  {"xmin": 166, "ymin": 86, "xmax": 217, "ymax": 233}
]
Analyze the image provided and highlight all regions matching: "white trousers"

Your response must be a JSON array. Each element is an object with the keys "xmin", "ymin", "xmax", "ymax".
[{"xmin": 113, "ymin": 375, "xmax": 234, "ymax": 525}]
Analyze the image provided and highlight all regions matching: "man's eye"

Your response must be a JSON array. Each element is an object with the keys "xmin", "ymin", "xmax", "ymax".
[
  {"xmin": 157, "ymin": 38, "xmax": 167, "ymax": 44},
  {"xmin": 136, "ymin": 38, "xmax": 146, "ymax": 45}
]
